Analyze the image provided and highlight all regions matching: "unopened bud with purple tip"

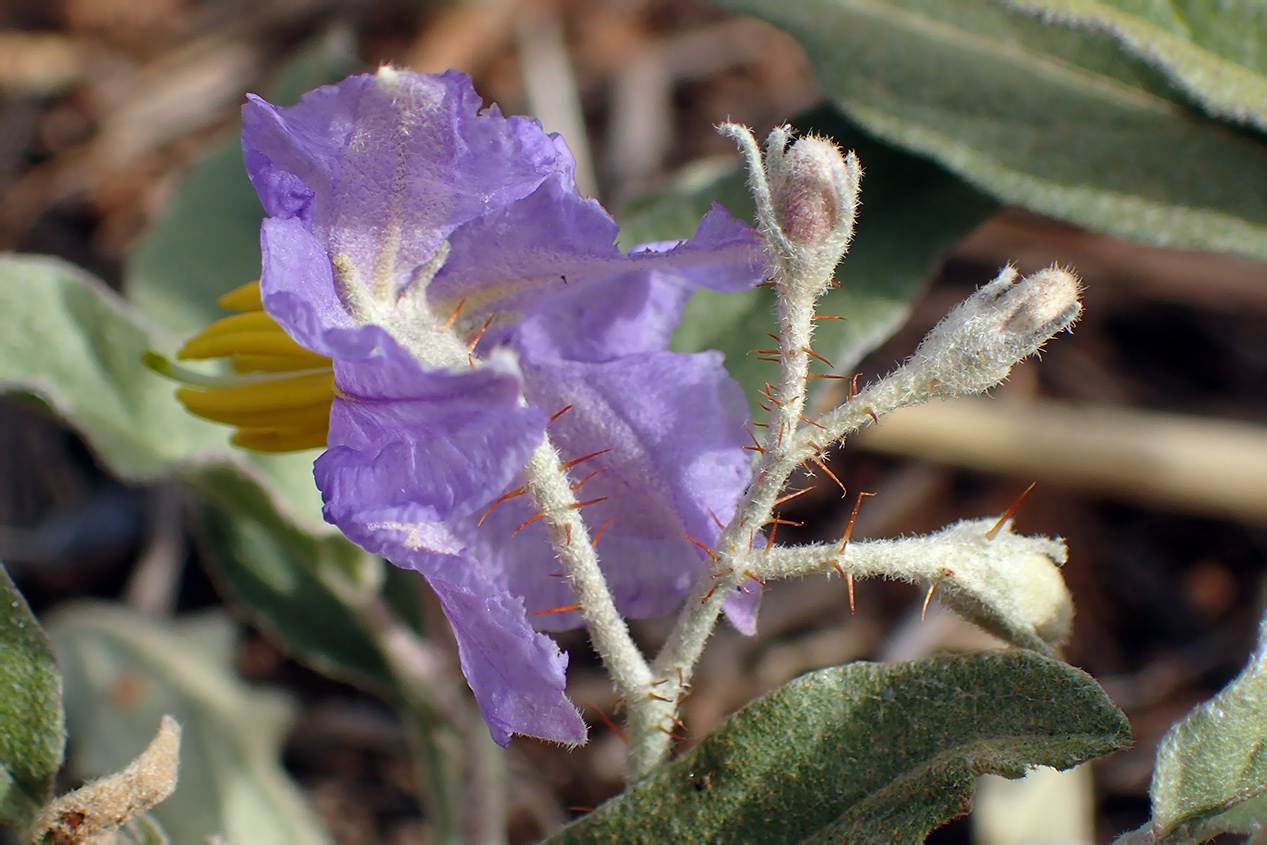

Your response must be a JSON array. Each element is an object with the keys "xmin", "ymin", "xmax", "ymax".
[{"xmin": 768, "ymin": 134, "xmax": 861, "ymax": 294}]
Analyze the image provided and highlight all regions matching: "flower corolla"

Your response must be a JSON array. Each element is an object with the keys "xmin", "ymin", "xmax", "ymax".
[{"xmin": 176, "ymin": 68, "xmax": 764, "ymax": 746}]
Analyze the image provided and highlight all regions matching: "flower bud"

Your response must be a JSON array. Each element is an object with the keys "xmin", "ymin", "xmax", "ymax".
[
  {"xmin": 912, "ymin": 265, "xmax": 1082, "ymax": 397},
  {"xmin": 767, "ymin": 134, "xmax": 861, "ymax": 299}
]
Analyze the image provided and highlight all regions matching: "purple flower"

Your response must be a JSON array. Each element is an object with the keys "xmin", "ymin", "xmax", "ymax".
[{"xmin": 241, "ymin": 68, "xmax": 763, "ymax": 746}]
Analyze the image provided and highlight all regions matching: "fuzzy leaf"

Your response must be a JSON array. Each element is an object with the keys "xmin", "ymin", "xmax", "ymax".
[
  {"xmin": 0, "ymin": 561, "xmax": 64, "ymax": 831},
  {"xmin": 717, "ymin": 0, "xmax": 1267, "ymax": 262},
  {"xmin": 0, "ymin": 253, "xmax": 330, "ymax": 535},
  {"xmin": 547, "ymin": 651, "xmax": 1130, "ymax": 844},
  {"xmin": 1005, "ymin": 0, "xmax": 1267, "ymax": 131},
  {"xmin": 47, "ymin": 604, "xmax": 331, "ymax": 845},
  {"xmin": 624, "ymin": 105, "xmax": 998, "ymax": 417},
  {"xmin": 1150, "ymin": 615, "xmax": 1267, "ymax": 840}
]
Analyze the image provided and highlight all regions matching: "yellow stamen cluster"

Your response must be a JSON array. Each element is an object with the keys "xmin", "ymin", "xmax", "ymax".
[{"xmin": 166, "ymin": 281, "xmax": 335, "ymax": 453}]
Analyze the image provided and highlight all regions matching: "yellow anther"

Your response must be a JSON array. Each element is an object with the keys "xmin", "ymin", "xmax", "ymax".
[
  {"xmin": 231, "ymin": 423, "xmax": 329, "ymax": 452},
  {"xmin": 218, "ymin": 281, "xmax": 264, "ymax": 312},
  {"xmin": 150, "ymin": 280, "xmax": 337, "ymax": 453},
  {"xmin": 179, "ymin": 330, "xmax": 315, "ymax": 360},
  {"xmin": 177, "ymin": 371, "xmax": 334, "ymax": 418}
]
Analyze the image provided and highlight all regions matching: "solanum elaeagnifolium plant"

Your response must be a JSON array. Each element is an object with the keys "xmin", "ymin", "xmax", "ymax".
[
  {"xmin": 2, "ymin": 66, "xmax": 1141, "ymax": 844},
  {"xmin": 149, "ymin": 67, "xmax": 1092, "ymax": 760}
]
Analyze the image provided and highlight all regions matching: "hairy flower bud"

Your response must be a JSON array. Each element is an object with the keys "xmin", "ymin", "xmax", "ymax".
[
  {"xmin": 767, "ymin": 133, "xmax": 861, "ymax": 299},
  {"xmin": 912, "ymin": 265, "xmax": 1082, "ymax": 397}
]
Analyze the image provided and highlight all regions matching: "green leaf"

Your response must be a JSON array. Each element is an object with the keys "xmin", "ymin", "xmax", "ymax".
[
  {"xmin": 717, "ymin": 0, "xmax": 1267, "ymax": 262},
  {"xmin": 1004, "ymin": 0, "xmax": 1267, "ymax": 131},
  {"xmin": 195, "ymin": 465, "xmax": 421, "ymax": 694},
  {"xmin": 124, "ymin": 30, "xmax": 359, "ymax": 337},
  {"xmin": 624, "ymin": 105, "xmax": 998, "ymax": 417},
  {"xmin": 0, "ymin": 253, "xmax": 330, "ymax": 535},
  {"xmin": 0, "ymin": 561, "xmax": 64, "ymax": 831},
  {"xmin": 47, "ymin": 604, "xmax": 332, "ymax": 845},
  {"xmin": 1149, "ymin": 615, "xmax": 1267, "ymax": 840},
  {"xmin": 547, "ymin": 651, "xmax": 1130, "ymax": 844}
]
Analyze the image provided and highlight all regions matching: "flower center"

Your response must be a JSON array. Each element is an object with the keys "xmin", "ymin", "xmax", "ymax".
[{"xmin": 146, "ymin": 281, "xmax": 335, "ymax": 452}]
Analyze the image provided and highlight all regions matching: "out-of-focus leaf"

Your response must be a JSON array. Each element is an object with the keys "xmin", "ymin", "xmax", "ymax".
[
  {"xmin": 47, "ymin": 604, "xmax": 331, "ymax": 845},
  {"xmin": 196, "ymin": 465, "xmax": 421, "ymax": 694},
  {"xmin": 547, "ymin": 651, "xmax": 1130, "ymax": 844},
  {"xmin": 1005, "ymin": 0, "xmax": 1267, "ymax": 131},
  {"xmin": 0, "ymin": 253, "xmax": 330, "ymax": 535},
  {"xmin": 623, "ymin": 105, "xmax": 998, "ymax": 417},
  {"xmin": 0, "ymin": 561, "xmax": 63, "ymax": 831},
  {"xmin": 1149, "ymin": 615, "xmax": 1267, "ymax": 840},
  {"xmin": 718, "ymin": 0, "xmax": 1267, "ymax": 262},
  {"xmin": 124, "ymin": 30, "xmax": 359, "ymax": 336},
  {"xmin": 973, "ymin": 765, "xmax": 1095, "ymax": 844}
]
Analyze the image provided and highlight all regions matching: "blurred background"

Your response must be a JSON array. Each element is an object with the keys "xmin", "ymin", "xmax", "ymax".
[{"xmin": 2, "ymin": 0, "xmax": 1265, "ymax": 841}]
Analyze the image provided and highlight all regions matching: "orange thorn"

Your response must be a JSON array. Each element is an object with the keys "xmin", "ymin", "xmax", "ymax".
[
  {"xmin": 465, "ymin": 312, "xmax": 499, "ymax": 352},
  {"xmin": 813, "ymin": 314, "xmax": 847, "ymax": 321},
  {"xmin": 811, "ymin": 457, "xmax": 846, "ymax": 496},
  {"xmin": 711, "ymin": 567, "xmax": 733, "ymax": 579},
  {"xmin": 848, "ymin": 373, "xmax": 860, "ymax": 401},
  {"xmin": 549, "ymin": 571, "xmax": 567, "ymax": 578},
  {"xmin": 807, "ymin": 372, "xmax": 849, "ymax": 381},
  {"xmin": 866, "ymin": 408, "xmax": 879, "ymax": 425},
  {"xmin": 746, "ymin": 573, "xmax": 766, "ymax": 587},
  {"xmin": 592, "ymin": 517, "xmax": 613, "ymax": 548},
  {"xmin": 588, "ymin": 704, "xmax": 628, "ymax": 742},
  {"xmin": 847, "ymin": 574, "xmax": 856, "ymax": 614},
  {"xmin": 700, "ymin": 584, "xmax": 719, "ymax": 603},
  {"xmin": 774, "ymin": 487, "xmax": 812, "ymax": 506},
  {"xmin": 444, "ymin": 297, "xmax": 467, "ymax": 329},
  {"xmin": 562, "ymin": 449, "xmax": 611, "ymax": 470},
  {"xmin": 763, "ymin": 521, "xmax": 779, "ymax": 551},
  {"xmin": 766, "ymin": 333, "xmax": 781, "ymax": 342},
  {"xmin": 564, "ymin": 524, "xmax": 572, "ymax": 545},
  {"xmin": 570, "ymin": 497, "xmax": 608, "ymax": 510},
  {"xmin": 531, "ymin": 603, "xmax": 580, "ymax": 616},
  {"xmin": 803, "ymin": 347, "xmax": 834, "ymax": 369},
  {"xmin": 569, "ymin": 807, "xmax": 595, "ymax": 814},
  {"xmin": 756, "ymin": 281, "xmax": 775, "ymax": 288},
  {"xmin": 513, "ymin": 512, "xmax": 545, "ymax": 536},
  {"xmin": 798, "ymin": 414, "xmax": 826, "ymax": 431},
  {"xmin": 986, "ymin": 482, "xmax": 1037, "ymax": 540},
  {"xmin": 549, "ymin": 404, "xmax": 573, "ymax": 423},
  {"xmin": 920, "ymin": 584, "xmax": 935, "ymax": 620},
  {"xmin": 837, "ymin": 491, "xmax": 876, "ymax": 552},
  {"xmin": 571, "ymin": 467, "xmax": 606, "ymax": 492},
  {"xmin": 478, "ymin": 487, "xmax": 526, "ymax": 527},
  {"xmin": 682, "ymin": 533, "xmax": 718, "ymax": 561},
  {"xmin": 770, "ymin": 517, "xmax": 803, "ymax": 527},
  {"xmin": 706, "ymin": 507, "xmax": 723, "ymax": 529}
]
